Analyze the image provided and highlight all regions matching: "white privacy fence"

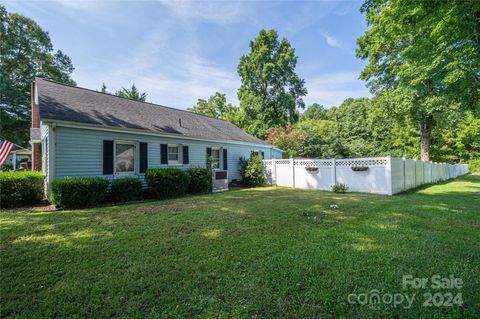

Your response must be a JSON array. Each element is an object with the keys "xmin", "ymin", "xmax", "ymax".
[{"xmin": 263, "ymin": 157, "xmax": 469, "ymax": 195}]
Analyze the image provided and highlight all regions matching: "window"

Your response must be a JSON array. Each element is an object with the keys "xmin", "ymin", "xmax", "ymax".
[
  {"xmin": 168, "ymin": 145, "xmax": 179, "ymax": 164},
  {"xmin": 115, "ymin": 142, "xmax": 135, "ymax": 174},
  {"xmin": 211, "ymin": 148, "xmax": 220, "ymax": 169},
  {"xmin": 251, "ymin": 150, "xmax": 264, "ymax": 159}
]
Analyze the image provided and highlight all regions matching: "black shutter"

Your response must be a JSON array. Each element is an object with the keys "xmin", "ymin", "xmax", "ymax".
[
  {"xmin": 206, "ymin": 147, "xmax": 212, "ymax": 166},
  {"xmin": 139, "ymin": 142, "xmax": 148, "ymax": 173},
  {"xmin": 261, "ymin": 151, "xmax": 265, "ymax": 159},
  {"xmin": 223, "ymin": 148, "xmax": 228, "ymax": 170},
  {"xmin": 182, "ymin": 145, "xmax": 189, "ymax": 164},
  {"xmin": 103, "ymin": 140, "xmax": 114, "ymax": 175},
  {"xmin": 160, "ymin": 144, "xmax": 168, "ymax": 164}
]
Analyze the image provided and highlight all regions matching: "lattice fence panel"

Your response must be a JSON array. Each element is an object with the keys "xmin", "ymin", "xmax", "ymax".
[
  {"xmin": 335, "ymin": 158, "xmax": 387, "ymax": 167},
  {"xmin": 293, "ymin": 159, "xmax": 333, "ymax": 167}
]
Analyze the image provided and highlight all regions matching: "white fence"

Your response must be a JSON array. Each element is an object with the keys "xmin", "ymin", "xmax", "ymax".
[{"xmin": 263, "ymin": 157, "xmax": 469, "ymax": 195}]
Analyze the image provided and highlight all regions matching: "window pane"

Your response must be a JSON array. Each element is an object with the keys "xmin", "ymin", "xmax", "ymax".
[
  {"xmin": 168, "ymin": 146, "xmax": 179, "ymax": 161},
  {"xmin": 116, "ymin": 144, "xmax": 134, "ymax": 172},
  {"xmin": 211, "ymin": 149, "xmax": 220, "ymax": 169}
]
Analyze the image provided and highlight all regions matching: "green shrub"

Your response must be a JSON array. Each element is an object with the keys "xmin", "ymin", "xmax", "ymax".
[
  {"xmin": 0, "ymin": 171, "xmax": 44, "ymax": 208},
  {"xmin": 2, "ymin": 163, "xmax": 13, "ymax": 172},
  {"xmin": 331, "ymin": 183, "xmax": 348, "ymax": 193},
  {"xmin": 110, "ymin": 177, "xmax": 143, "ymax": 202},
  {"xmin": 188, "ymin": 167, "xmax": 212, "ymax": 194},
  {"xmin": 468, "ymin": 159, "xmax": 480, "ymax": 173},
  {"xmin": 239, "ymin": 155, "xmax": 266, "ymax": 186},
  {"xmin": 145, "ymin": 168, "xmax": 191, "ymax": 199},
  {"xmin": 50, "ymin": 177, "xmax": 109, "ymax": 209}
]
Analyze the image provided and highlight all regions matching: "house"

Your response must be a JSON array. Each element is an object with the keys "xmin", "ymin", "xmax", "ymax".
[
  {"xmin": 30, "ymin": 78, "xmax": 283, "ymax": 191},
  {"xmin": 0, "ymin": 140, "xmax": 32, "ymax": 170}
]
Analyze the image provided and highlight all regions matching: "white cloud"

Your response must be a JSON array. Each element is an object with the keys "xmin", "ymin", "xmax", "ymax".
[
  {"xmin": 157, "ymin": 0, "xmax": 246, "ymax": 24},
  {"xmin": 304, "ymin": 72, "xmax": 371, "ymax": 107},
  {"xmin": 323, "ymin": 33, "xmax": 342, "ymax": 48},
  {"xmin": 73, "ymin": 23, "xmax": 240, "ymax": 109},
  {"xmin": 53, "ymin": 0, "xmax": 101, "ymax": 11}
]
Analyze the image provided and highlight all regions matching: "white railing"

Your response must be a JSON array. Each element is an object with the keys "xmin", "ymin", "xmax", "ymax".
[{"xmin": 263, "ymin": 157, "xmax": 469, "ymax": 195}]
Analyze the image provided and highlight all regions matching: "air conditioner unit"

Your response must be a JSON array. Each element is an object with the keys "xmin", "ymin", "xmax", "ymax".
[{"xmin": 212, "ymin": 170, "xmax": 228, "ymax": 193}]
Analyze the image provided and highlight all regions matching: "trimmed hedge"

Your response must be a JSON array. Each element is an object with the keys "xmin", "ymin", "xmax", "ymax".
[
  {"xmin": 0, "ymin": 171, "xmax": 44, "ymax": 208},
  {"xmin": 50, "ymin": 177, "xmax": 109, "ymax": 209},
  {"xmin": 239, "ymin": 156, "xmax": 265, "ymax": 186},
  {"xmin": 145, "ymin": 168, "xmax": 191, "ymax": 199},
  {"xmin": 188, "ymin": 167, "xmax": 212, "ymax": 194},
  {"xmin": 110, "ymin": 177, "xmax": 143, "ymax": 202}
]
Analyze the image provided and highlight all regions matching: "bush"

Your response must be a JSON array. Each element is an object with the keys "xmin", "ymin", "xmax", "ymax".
[
  {"xmin": 50, "ymin": 177, "xmax": 109, "ymax": 209},
  {"xmin": 239, "ymin": 155, "xmax": 265, "ymax": 186},
  {"xmin": 331, "ymin": 183, "xmax": 348, "ymax": 193},
  {"xmin": 188, "ymin": 167, "xmax": 212, "ymax": 194},
  {"xmin": 145, "ymin": 168, "xmax": 191, "ymax": 199},
  {"xmin": 2, "ymin": 163, "xmax": 13, "ymax": 172},
  {"xmin": 468, "ymin": 159, "xmax": 480, "ymax": 173},
  {"xmin": 110, "ymin": 177, "xmax": 143, "ymax": 202},
  {"xmin": 0, "ymin": 171, "xmax": 44, "ymax": 208}
]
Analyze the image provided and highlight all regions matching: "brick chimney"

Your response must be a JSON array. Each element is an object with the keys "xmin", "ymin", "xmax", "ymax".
[{"xmin": 31, "ymin": 80, "xmax": 42, "ymax": 171}]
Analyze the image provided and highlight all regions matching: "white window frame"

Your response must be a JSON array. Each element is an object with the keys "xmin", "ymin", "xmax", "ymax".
[
  {"xmin": 114, "ymin": 140, "xmax": 137, "ymax": 176},
  {"xmin": 251, "ymin": 150, "xmax": 264, "ymax": 159},
  {"xmin": 167, "ymin": 144, "xmax": 181, "ymax": 165},
  {"xmin": 211, "ymin": 147, "xmax": 221, "ymax": 170}
]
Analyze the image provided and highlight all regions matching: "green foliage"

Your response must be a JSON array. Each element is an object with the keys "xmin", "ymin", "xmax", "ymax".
[
  {"xmin": 50, "ymin": 177, "xmax": 109, "ymax": 209},
  {"xmin": 357, "ymin": 0, "xmax": 480, "ymax": 160},
  {"xmin": 331, "ymin": 183, "xmax": 348, "ymax": 193},
  {"xmin": 267, "ymin": 94, "xmax": 479, "ymax": 163},
  {"xmin": 468, "ymin": 160, "xmax": 480, "ymax": 173},
  {"xmin": 189, "ymin": 92, "xmax": 241, "ymax": 124},
  {"xmin": 145, "ymin": 168, "xmax": 191, "ymax": 199},
  {"xmin": 265, "ymin": 125, "xmax": 303, "ymax": 158},
  {"xmin": 238, "ymin": 156, "xmax": 265, "ymax": 186},
  {"xmin": 301, "ymin": 103, "xmax": 328, "ymax": 121},
  {"xmin": 0, "ymin": 5, "xmax": 75, "ymax": 146},
  {"xmin": 115, "ymin": 84, "xmax": 147, "ymax": 102},
  {"xmin": 110, "ymin": 177, "xmax": 143, "ymax": 203},
  {"xmin": 1, "ymin": 163, "xmax": 13, "ymax": 171},
  {"xmin": 188, "ymin": 167, "xmax": 212, "ymax": 194},
  {"xmin": 237, "ymin": 29, "xmax": 307, "ymax": 137},
  {"xmin": 0, "ymin": 171, "xmax": 44, "ymax": 208}
]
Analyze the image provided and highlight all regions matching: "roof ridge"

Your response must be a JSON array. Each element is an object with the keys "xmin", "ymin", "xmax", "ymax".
[{"xmin": 35, "ymin": 77, "xmax": 235, "ymax": 123}]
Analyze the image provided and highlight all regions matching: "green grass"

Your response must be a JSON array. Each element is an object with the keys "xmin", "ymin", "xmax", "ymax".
[{"xmin": 1, "ymin": 174, "xmax": 479, "ymax": 318}]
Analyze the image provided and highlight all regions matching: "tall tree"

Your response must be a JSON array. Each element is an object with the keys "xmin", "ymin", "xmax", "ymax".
[
  {"xmin": 301, "ymin": 103, "xmax": 328, "ymax": 121},
  {"xmin": 357, "ymin": 0, "xmax": 480, "ymax": 160},
  {"xmin": 189, "ymin": 92, "xmax": 240, "ymax": 123},
  {"xmin": 115, "ymin": 84, "xmax": 147, "ymax": 102},
  {"xmin": 0, "ymin": 5, "xmax": 75, "ymax": 145},
  {"xmin": 237, "ymin": 29, "xmax": 307, "ymax": 138}
]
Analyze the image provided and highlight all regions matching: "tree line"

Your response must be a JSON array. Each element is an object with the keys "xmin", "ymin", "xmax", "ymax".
[{"xmin": 1, "ymin": 1, "xmax": 478, "ymax": 164}]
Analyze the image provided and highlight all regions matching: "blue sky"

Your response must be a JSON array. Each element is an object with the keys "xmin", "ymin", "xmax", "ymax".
[{"xmin": 5, "ymin": 0, "xmax": 371, "ymax": 110}]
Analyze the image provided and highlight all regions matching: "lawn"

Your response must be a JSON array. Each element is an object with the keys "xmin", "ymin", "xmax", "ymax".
[{"xmin": 1, "ymin": 174, "xmax": 479, "ymax": 318}]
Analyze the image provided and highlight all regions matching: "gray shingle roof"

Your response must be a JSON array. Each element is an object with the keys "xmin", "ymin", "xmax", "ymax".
[{"xmin": 36, "ymin": 78, "xmax": 271, "ymax": 146}]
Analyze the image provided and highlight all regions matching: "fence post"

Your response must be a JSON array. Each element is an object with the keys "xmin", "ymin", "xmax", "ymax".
[
  {"xmin": 402, "ymin": 158, "xmax": 406, "ymax": 192},
  {"xmin": 332, "ymin": 158, "xmax": 336, "ymax": 187},
  {"xmin": 271, "ymin": 158, "xmax": 276, "ymax": 186},
  {"xmin": 290, "ymin": 158, "xmax": 295, "ymax": 188},
  {"xmin": 386, "ymin": 156, "xmax": 393, "ymax": 195},
  {"xmin": 414, "ymin": 159, "xmax": 417, "ymax": 187}
]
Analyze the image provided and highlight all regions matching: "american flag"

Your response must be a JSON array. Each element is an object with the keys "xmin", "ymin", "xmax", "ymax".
[{"xmin": 0, "ymin": 140, "xmax": 15, "ymax": 167}]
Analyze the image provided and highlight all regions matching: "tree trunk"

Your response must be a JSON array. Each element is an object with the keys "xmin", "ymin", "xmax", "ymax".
[{"xmin": 419, "ymin": 123, "xmax": 431, "ymax": 161}]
